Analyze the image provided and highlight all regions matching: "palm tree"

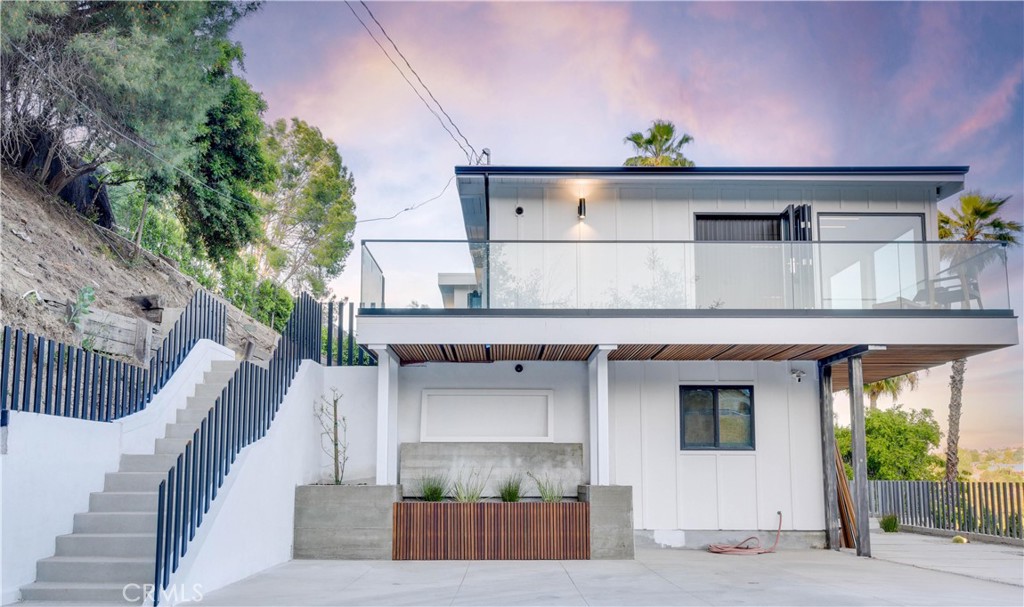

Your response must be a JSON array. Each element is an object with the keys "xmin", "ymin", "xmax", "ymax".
[
  {"xmin": 938, "ymin": 192, "xmax": 1021, "ymax": 482},
  {"xmin": 864, "ymin": 372, "xmax": 920, "ymax": 410},
  {"xmin": 624, "ymin": 120, "xmax": 695, "ymax": 167}
]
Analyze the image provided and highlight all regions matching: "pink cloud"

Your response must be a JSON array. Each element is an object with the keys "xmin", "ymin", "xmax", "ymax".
[{"xmin": 939, "ymin": 62, "xmax": 1024, "ymax": 152}]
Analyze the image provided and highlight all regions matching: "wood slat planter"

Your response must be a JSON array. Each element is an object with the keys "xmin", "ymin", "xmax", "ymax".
[{"xmin": 393, "ymin": 502, "xmax": 590, "ymax": 560}]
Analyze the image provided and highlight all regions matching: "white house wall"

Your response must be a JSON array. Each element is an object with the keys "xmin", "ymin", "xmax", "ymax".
[
  {"xmin": 395, "ymin": 362, "xmax": 589, "ymax": 480},
  {"xmin": 609, "ymin": 360, "xmax": 824, "ymax": 532},
  {"xmin": 488, "ymin": 182, "xmax": 939, "ymax": 242}
]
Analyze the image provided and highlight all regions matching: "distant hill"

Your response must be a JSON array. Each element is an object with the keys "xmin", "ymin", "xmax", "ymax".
[{"xmin": 958, "ymin": 446, "xmax": 1024, "ymax": 482}]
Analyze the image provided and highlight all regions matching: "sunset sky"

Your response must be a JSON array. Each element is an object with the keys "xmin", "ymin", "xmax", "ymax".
[{"xmin": 233, "ymin": 1, "xmax": 1024, "ymax": 449}]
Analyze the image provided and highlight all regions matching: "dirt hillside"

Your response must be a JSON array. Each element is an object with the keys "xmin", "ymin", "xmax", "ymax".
[{"xmin": 0, "ymin": 171, "xmax": 278, "ymax": 361}]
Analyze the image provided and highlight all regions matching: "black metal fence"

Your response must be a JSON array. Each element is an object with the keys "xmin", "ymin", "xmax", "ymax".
[
  {"xmin": 152, "ymin": 292, "xmax": 321, "ymax": 605},
  {"xmin": 869, "ymin": 480, "xmax": 1023, "ymax": 540},
  {"xmin": 323, "ymin": 299, "xmax": 376, "ymax": 366},
  {"xmin": 0, "ymin": 291, "xmax": 225, "ymax": 423}
]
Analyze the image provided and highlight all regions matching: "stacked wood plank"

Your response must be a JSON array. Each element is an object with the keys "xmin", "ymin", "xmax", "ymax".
[{"xmin": 835, "ymin": 444, "xmax": 858, "ymax": 549}]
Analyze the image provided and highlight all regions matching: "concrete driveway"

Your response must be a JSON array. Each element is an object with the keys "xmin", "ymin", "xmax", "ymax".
[{"xmin": 196, "ymin": 537, "xmax": 1023, "ymax": 606}]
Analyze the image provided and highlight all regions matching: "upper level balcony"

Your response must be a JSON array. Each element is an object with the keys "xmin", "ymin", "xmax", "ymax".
[{"xmin": 360, "ymin": 239, "xmax": 1013, "ymax": 315}]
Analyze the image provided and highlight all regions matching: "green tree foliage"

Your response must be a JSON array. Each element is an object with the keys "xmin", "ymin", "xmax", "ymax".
[
  {"xmin": 623, "ymin": 120, "xmax": 695, "ymax": 167},
  {"xmin": 864, "ymin": 372, "xmax": 919, "ymax": 410},
  {"xmin": 176, "ymin": 43, "xmax": 275, "ymax": 261},
  {"xmin": 937, "ymin": 192, "xmax": 1021, "ymax": 482},
  {"xmin": 836, "ymin": 406, "xmax": 943, "ymax": 481},
  {"xmin": 254, "ymin": 118, "xmax": 356, "ymax": 297},
  {"xmin": 1, "ymin": 1, "xmax": 259, "ymax": 193},
  {"xmin": 219, "ymin": 255, "xmax": 293, "ymax": 332}
]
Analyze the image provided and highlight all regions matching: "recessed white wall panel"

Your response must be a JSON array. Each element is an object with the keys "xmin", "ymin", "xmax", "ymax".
[
  {"xmin": 420, "ymin": 389, "xmax": 553, "ymax": 442},
  {"xmin": 753, "ymin": 362, "xmax": 794, "ymax": 529},
  {"xmin": 786, "ymin": 361, "xmax": 827, "ymax": 529}
]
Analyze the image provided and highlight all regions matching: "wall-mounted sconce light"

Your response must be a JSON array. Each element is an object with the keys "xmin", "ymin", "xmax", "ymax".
[
  {"xmin": 791, "ymin": 369, "xmax": 806, "ymax": 383},
  {"xmin": 577, "ymin": 197, "xmax": 586, "ymax": 220}
]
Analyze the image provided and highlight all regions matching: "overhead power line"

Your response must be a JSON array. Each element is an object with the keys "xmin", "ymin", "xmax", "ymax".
[
  {"xmin": 356, "ymin": 174, "xmax": 456, "ymax": 224},
  {"xmin": 343, "ymin": 1, "xmax": 480, "ymax": 165},
  {"xmin": 358, "ymin": 1, "xmax": 478, "ymax": 162}
]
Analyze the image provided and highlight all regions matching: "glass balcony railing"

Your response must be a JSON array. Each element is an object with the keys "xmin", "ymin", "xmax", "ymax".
[{"xmin": 359, "ymin": 240, "xmax": 1013, "ymax": 313}]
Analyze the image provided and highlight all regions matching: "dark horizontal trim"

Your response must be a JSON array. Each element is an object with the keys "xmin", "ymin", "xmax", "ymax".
[
  {"xmin": 359, "ymin": 308, "xmax": 1015, "ymax": 319},
  {"xmin": 455, "ymin": 165, "xmax": 970, "ymax": 177},
  {"xmin": 362, "ymin": 238, "xmax": 1002, "ymax": 246}
]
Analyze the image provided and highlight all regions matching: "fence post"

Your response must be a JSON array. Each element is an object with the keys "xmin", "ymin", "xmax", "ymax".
[{"xmin": 347, "ymin": 302, "xmax": 355, "ymax": 366}]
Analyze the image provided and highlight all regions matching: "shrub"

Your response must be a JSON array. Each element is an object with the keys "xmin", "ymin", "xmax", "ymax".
[
  {"xmin": 497, "ymin": 473, "xmax": 524, "ymax": 503},
  {"xmin": 952, "ymin": 535, "xmax": 969, "ymax": 544},
  {"xmin": 453, "ymin": 468, "xmax": 490, "ymax": 503},
  {"xmin": 879, "ymin": 513, "xmax": 899, "ymax": 533},
  {"xmin": 527, "ymin": 471, "xmax": 565, "ymax": 503},
  {"xmin": 419, "ymin": 473, "xmax": 449, "ymax": 502}
]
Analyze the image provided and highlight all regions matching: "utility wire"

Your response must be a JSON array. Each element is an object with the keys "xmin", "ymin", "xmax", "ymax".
[
  {"xmin": 356, "ymin": 174, "xmax": 456, "ymax": 224},
  {"xmin": 358, "ymin": 1, "xmax": 478, "ymax": 163},
  {"xmin": 343, "ymin": 1, "xmax": 474, "ymax": 164},
  {"xmin": 4, "ymin": 38, "xmax": 259, "ymax": 213}
]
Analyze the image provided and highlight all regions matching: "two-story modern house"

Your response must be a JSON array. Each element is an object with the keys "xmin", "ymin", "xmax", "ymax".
[{"xmin": 357, "ymin": 165, "xmax": 1017, "ymax": 555}]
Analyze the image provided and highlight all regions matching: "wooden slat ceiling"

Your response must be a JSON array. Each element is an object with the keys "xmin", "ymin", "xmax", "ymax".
[{"xmin": 390, "ymin": 343, "xmax": 1003, "ymax": 384}]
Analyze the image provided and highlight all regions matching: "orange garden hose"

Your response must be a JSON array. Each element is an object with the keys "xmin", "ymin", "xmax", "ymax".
[{"xmin": 707, "ymin": 511, "xmax": 782, "ymax": 555}]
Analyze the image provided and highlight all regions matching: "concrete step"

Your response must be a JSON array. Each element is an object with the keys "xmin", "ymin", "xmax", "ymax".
[
  {"xmin": 192, "ymin": 383, "xmax": 227, "ymax": 400},
  {"xmin": 154, "ymin": 437, "xmax": 191, "ymax": 455},
  {"xmin": 74, "ymin": 512, "xmax": 156, "ymax": 534},
  {"xmin": 176, "ymin": 406, "xmax": 211, "ymax": 425},
  {"xmin": 202, "ymin": 370, "xmax": 236, "ymax": 384},
  {"xmin": 104, "ymin": 472, "xmax": 165, "ymax": 493},
  {"xmin": 164, "ymin": 421, "xmax": 202, "ymax": 439},
  {"xmin": 89, "ymin": 492, "xmax": 159, "ymax": 513},
  {"xmin": 119, "ymin": 454, "xmax": 179, "ymax": 473},
  {"xmin": 56, "ymin": 533, "xmax": 156, "ymax": 558},
  {"xmin": 36, "ymin": 556, "xmax": 152, "ymax": 584},
  {"xmin": 209, "ymin": 360, "xmax": 241, "ymax": 373},
  {"xmin": 20, "ymin": 581, "xmax": 144, "ymax": 604}
]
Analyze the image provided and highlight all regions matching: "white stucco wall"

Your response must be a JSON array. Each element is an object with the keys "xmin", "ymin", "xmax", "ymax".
[
  {"xmin": 321, "ymin": 366, "xmax": 378, "ymax": 484},
  {"xmin": 0, "ymin": 339, "xmax": 232, "ymax": 605},
  {"xmin": 171, "ymin": 361, "xmax": 322, "ymax": 604},
  {"xmin": 610, "ymin": 359, "xmax": 824, "ymax": 532}
]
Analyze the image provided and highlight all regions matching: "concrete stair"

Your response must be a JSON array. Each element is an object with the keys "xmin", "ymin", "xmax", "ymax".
[{"xmin": 20, "ymin": 359, "xmax": 240, "ymax": 604}]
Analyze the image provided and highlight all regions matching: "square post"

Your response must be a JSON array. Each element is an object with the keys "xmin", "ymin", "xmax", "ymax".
[
  {"xmin": 588, "ymin": 345, "xmax": 616, "ymax": 485},
  {"xmin": 371, "ymin": 345, "xmax": 399, "ymax": 485},
  {"xmin": 848, "ymin": 355, "xmax": 871, "ymax": 557},
  {"xmin": 818, "ymin": 364, "xmax": 841, "ymax": 550}
]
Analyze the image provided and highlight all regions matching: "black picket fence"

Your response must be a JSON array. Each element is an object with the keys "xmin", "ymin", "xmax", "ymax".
[
  {"xmin": 153, "ymin": 292, "xmax": 321, "ymax": 605},
  {"xmin": 323, "ymin": 299, "xmax": 376, "ymax": 366},
  {"xmin": 868, "ymin": 480, "xmax": 1024, "ymax": 539},
  {"xmin": 0, "ymin": 291, "xmax": 225, "ymax": 423}
]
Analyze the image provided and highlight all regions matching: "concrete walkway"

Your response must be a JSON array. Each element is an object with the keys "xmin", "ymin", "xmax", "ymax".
[
  {"xmin": 196, "ymin": 543, "xmax": 1024, "ymax": 606},
  {"xmin": 869, "ymin": 529, "xmax": 1023, "ymax": 587}
]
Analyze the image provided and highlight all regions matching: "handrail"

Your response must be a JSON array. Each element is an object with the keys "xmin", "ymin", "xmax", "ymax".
[
  {"xmin": 152, "ymin": 292, "xmax": 321, "ymax": 606},
  {"xmin": 361, "ymin": 238, "xmax": 1006, "ymax": 246},
  {"xmin": 0, "ymin": 290, "xmax": 225, "ymax": 421}
]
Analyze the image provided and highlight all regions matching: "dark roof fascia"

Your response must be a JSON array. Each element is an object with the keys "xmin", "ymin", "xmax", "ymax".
[{"xmin": 454, "ymin": 166, "xmax": 970, "ymax": 177}]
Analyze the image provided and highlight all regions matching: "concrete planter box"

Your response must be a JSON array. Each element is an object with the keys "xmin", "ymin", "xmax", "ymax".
[
  {"xmin": 393, "ymin": 501, "xmax": 590, "ymax": 560},
  {"xmin": 294, "ymin": 484, "xmax": 401, "ymax": 559}
]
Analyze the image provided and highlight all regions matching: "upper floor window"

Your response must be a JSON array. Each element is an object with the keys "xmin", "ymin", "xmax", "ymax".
[
  {"xmin": 679, "ymin": 386, "xmax": 754, "ymax": 450},
  {"xmin": 818, "ymin": 213, "xmax": 925, "ymax": 242}
]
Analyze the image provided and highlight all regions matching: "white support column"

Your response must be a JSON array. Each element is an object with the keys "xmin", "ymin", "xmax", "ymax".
[
  {"xmin": 371, "ymin": 345, "xmax": 398, "ymax": 486},
  {"xmin": 588, "ymin": 345, "xmax": 616, "ymax": 485}
]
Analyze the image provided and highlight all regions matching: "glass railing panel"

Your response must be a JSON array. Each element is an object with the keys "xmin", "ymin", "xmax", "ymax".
[{"xmin": 359, "ymin": 240, "xmax": 1013, "ymax": 313}]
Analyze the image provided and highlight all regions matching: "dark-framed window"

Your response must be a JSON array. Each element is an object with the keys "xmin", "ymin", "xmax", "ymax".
[{"xmin": 679, "ymin": 386, "xmax": 754, "ymax": 450}]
